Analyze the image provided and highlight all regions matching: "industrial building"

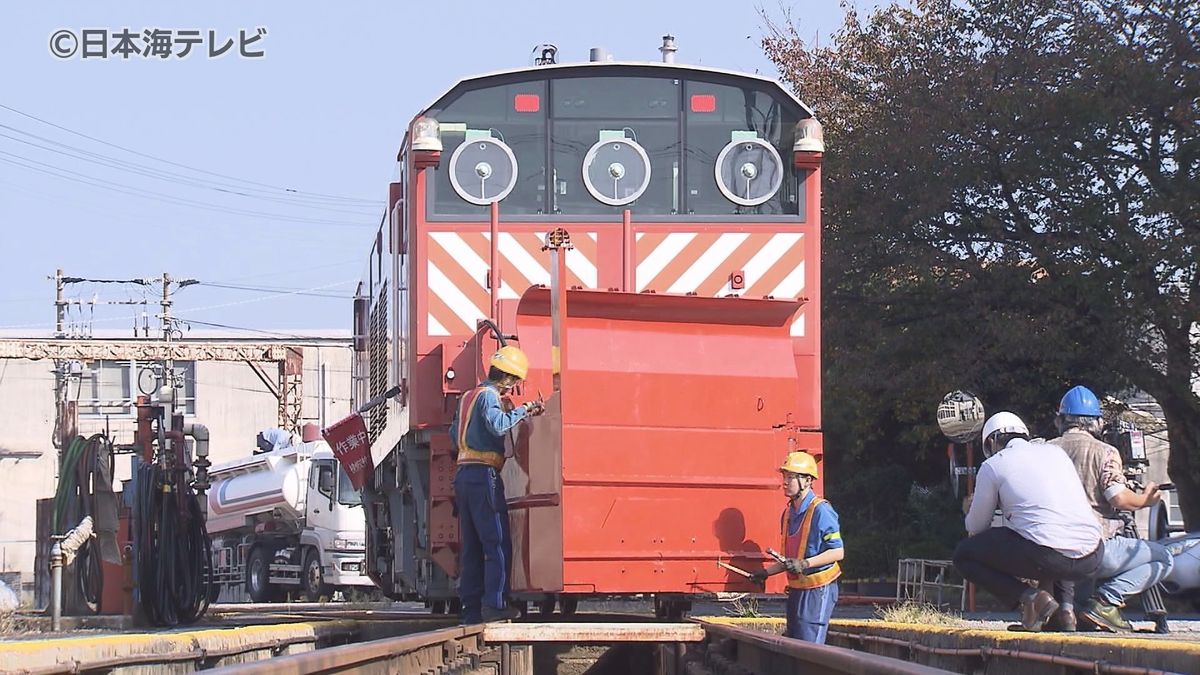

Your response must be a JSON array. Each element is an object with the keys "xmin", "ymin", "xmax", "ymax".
[{"xmin": 0, "ymin": 330, "xmax": 352, "ymax": 603}]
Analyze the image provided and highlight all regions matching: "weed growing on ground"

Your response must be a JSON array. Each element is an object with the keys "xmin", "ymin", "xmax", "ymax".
[
  {"xmin": 724, "ymin": 595, "xmax": 762, "ymax": 618},
  {"xmin": 876, "ymin": 601, "xmax": 965, "ymax": 626}
]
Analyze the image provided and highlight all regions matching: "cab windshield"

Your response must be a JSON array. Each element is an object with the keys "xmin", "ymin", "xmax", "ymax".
[
  {"xmin": 337, "ymin": 467, "xmax": 362, "ymax": 506},
  {"xmin": 424, "ymin": 67, "xmax": 808, "ymax": 218}
]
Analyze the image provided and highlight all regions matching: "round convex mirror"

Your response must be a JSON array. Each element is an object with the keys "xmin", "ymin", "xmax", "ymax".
[{"xmin": 936, "ymin": 390, "xmax": 987, "ymax": 444}]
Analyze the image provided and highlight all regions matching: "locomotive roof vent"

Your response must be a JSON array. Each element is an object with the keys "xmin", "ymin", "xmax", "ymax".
[
  {"xmin": 589, "ymin": 47, "xmax": 613, "ymax": 63},
  {"xmin": 659, "ymin": 35, "xmax": 677, "ymax": 63}
]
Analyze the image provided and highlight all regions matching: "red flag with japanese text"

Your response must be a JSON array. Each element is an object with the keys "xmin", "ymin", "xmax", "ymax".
[{"xmin": 322, "ymin": 412, "xmax": 373, "ymax": 490}]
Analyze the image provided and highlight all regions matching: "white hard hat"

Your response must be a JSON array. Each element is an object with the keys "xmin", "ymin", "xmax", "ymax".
[{"xmin": 981, "ymin": 412, "xmax": 1029, "ymax": 445}]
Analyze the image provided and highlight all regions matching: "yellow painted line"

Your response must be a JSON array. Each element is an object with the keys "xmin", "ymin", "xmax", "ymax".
[
  {"xmin": 0, "ymin": 621, "xmax": 340, "ymax": 655},
  {"xmin": 835, "ymin": 619, "xmax": 1200, "ymax": 655}
]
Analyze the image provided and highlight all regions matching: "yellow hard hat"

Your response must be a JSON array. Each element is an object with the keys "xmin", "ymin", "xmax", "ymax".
[
  {"xmin": 489, "ymin": 345, "xmax": 530, "ymax": 380},
  {"xmin": 779, "ymin": 451, "xmax": 819, "ymax": 479}
]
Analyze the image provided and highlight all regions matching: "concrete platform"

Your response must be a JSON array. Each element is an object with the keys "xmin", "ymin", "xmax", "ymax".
[{"xmin": 828, "ymin": 619, "xmax": 1200, "ymax": 674}]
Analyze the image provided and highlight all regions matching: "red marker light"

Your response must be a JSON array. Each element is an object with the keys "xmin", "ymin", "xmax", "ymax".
[
  {"xmin": 690, "ymin": 94, "xmax": 717, "ymax": 113},
  {"xmin": 514, "ymin": 94, "xmax": 541, "ymax": 113}
]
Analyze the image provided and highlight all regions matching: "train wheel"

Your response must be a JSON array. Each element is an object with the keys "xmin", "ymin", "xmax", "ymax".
[
  {"xmin": 560, "ymin": 596, "xmax": 579, "ymax": 617},
  {"xmin": 537, "ymin": 597, "xmax": 556, "ymax": 616},
  {"xmin": 431, "ymin": 599, "xmax": 448, "ymax": 614},
  {"xmin": 450, "ymin": 598, "xmax": 462, "ymax": 615}
]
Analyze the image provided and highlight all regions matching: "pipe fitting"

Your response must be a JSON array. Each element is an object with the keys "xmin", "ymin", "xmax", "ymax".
[{"xmin": 50, "ymin": 516, "xmax": 94, "ymax": 631}]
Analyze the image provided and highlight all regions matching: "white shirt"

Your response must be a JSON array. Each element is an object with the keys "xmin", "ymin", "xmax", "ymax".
[{"xmin": 965, "ymin": 438, "xmax": 1101, "ymax": 558}]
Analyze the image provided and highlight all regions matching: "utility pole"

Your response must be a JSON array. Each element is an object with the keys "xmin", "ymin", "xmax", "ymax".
[
  {"xmin": 54, "ymin": 268, "xmax": 65, "ymax": 339},
  {"xmin": 162, "ymin": 272, "xmax": 174, "ymax": 395}
]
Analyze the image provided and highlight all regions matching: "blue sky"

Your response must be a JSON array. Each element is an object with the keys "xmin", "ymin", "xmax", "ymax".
[{"xmin": 0, "ymin": 1, "xmax": 859, "ymax": 335}]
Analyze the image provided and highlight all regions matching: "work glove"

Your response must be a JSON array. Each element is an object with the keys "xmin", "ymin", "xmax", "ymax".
[
  {"xmin": 748, "ymin": 569, "xmax": 769, "ymax": 584},
  {"xmin": 783, "ymin": 558, "xmax": 805, "ymax": 575},
  {"xmin": 522, "ymin": 400, "xmax": 546, "ymax": 416}
]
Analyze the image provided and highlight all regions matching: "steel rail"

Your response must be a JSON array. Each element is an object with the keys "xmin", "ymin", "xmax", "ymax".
[
  {"xmin": 831, "ymin": 630, "xmax": 1186, "ymax": 675},
  {"xmin": 695, "ymin": 621, "xmax": 954, "ymax": 675},
  {"xmin": 207, "ymin": 624, "xmax": 488, "ymax": 674}
]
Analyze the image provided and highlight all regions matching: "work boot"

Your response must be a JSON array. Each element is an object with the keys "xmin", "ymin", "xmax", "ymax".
[
  {"xmin": 1045, "ymin": 607, "xmax": 1076, "ymax": 632},
  {"xmin": 481, "ymin": 605, "xmax": 522, "ymax": 622},
  {"xmin": 1081, "ymin": 598, "xmax": 1132, "ymax": 633},
  {"xmin": 1018, "ymin": 589, "xmax": 1059, "ymax": 631}
]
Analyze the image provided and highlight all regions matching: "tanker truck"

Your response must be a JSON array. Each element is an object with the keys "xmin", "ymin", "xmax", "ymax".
[{"xmin": 206, "ymin": 432, "xmax": 374, "ymax": 602}]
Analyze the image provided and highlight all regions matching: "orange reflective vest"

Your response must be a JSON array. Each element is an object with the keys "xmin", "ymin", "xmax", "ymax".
[
  {"xmin": 782, "ymin": 496, "xmax": 841, "ymax": 590},
  {"xmin": 455, "ymin": 386, "xmax": 505, "ymax": 470}
]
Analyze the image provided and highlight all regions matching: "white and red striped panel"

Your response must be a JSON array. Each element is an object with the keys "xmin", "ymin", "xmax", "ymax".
[
  {"xmin": 636, "ymin": 232, "xmax": 807, "ymax": 336},
  {"xmin": 426, "ymin": 231, "xmax": 599, "ymax": 336},
  {"xmin": 425, "ymin": 230, "xmax": 806, "ymax": 337}
]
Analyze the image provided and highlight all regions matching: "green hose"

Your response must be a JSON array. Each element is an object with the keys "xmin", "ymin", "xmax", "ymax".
[{"xmin": 52, "ymin": 435, "xmax": 86, "ymax": 533}]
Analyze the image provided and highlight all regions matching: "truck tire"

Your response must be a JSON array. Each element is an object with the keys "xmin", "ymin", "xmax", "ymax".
[
  {"xmin": 246, "ymin": 547, "xmax": 274, "ymax": 603},
  {"xmin": 302, "ymin": 549, "xmax": 328, "ymax": 602}
]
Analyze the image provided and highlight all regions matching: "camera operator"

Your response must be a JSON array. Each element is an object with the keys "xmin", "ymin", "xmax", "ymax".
[{"xmin": 1045, "ymin": 385, "xmax": 1171, "ymax": 632}]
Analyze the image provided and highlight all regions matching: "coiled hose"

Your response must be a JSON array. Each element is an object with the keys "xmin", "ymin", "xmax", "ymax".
[
  {"xmin": 51, "ymin": 434, "xmax": 109, "ymax": 612},
  {"xmin": 133, "ymin": 461, "xmax": 213, "ymax": 626}
]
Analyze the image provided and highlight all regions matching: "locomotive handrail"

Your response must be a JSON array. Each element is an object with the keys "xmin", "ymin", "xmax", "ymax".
[{"xmin": 355, "ymin": 385, "xmax": 402, "ymax": 415}]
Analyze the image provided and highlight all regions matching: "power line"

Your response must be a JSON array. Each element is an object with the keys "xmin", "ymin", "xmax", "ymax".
[
  {"xmin": 0, "ymin": 151, "xmax": 373, "ymax": 228},
  {"xmin": 0, "ymin": 125, "xmax": 380, "ymax": 215},
  {"xmin": 0, "ymin": 102, "xmax": 377, "ymax": 204},
  {"xmin": 172, "ymin": 279, "xmax": 359, "ymax": 316},
  {"xmin": 197, "ymin": 281, "xmax": 354, "ymax": 299},
  {"xmin": 176, "ymin": 318, "xmax": 337, "ymax": 339},
  {"xmin": 204, "ymin": 257, "xmax": 362, "ymax": 285}
]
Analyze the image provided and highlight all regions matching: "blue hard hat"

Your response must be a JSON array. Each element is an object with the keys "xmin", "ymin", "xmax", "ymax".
[{"xmin": 1059, "ymin": 385, "xmax": 1101, "ymax": 417}]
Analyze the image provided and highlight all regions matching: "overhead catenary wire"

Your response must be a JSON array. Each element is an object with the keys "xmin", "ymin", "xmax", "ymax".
[
  {"xmin": 171, "ymin": 279, "xmax": 359, "ymax": 316},
  {"xmin": 0, "ymin": 126, "xmax": 380, "ymax": 216},
  {"xmin": 0, "ymin": 102, "xmax": 377, "ymax": 204},
  {"xmin": 176, "ymin": 318, "xmax": 340, "ymax": 339},
  {"xmin": 0, "ymin": 152, "xmax": 374, "ymax": 228},
  {"xmin": 0, "ymin": 278, "xmax": 358, "ymax": 330},
  {"xmin": 197, "ymin": 281, "xmax": 355, "ymax": 298}
]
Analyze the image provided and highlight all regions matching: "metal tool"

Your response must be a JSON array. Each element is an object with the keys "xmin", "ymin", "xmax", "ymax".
[
  {"xmin": 717, "ymin": 560, "xmax": 753, "ymax": 578},
  {"xmin": 765, "ymin": 547, "xmax": 788, "ymax": 565}
]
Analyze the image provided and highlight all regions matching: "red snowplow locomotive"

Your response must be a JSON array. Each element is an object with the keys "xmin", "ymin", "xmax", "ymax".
[{"xmin": 351, "ymin": 56, "xmax": 826, "ymax": 614}]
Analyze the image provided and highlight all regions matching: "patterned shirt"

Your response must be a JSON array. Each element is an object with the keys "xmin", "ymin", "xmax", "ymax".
[{"xmin": 1049, "ymin": 429, "xmax": 1127, "ymax": 537}]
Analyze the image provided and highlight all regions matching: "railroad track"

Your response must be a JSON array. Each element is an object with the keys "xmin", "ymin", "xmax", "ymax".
[
  {"xmin": 206, "ymin": 619, "xmax": 952, "ymax": 675},
  {"xmin": 13, "ymin": 607, "xmax": 1196, "ymax": 674}
]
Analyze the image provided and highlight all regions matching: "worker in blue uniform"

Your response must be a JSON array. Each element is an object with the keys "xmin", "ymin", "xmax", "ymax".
[
  {"xmin": 750, "ymin": 451, "xmax": 844, "ymax": 643},
  {"xmin": 449, "ymin": 345, "xmax": 544, "ymax": 623}
]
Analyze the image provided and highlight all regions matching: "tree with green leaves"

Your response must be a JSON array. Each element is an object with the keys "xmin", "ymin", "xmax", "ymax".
[{"xmin": 764, "ymin": 0, "xmax": 1200, "ymax": 523}]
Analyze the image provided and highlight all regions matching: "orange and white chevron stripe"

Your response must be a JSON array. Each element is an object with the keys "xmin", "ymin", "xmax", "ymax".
[
  {"xmin": 636, "ymin": 232, "xmax": 807, "ymax": 336},
  {"xmin": 426, "ymin": 231, "xmax": 599, "ymax": 336}
]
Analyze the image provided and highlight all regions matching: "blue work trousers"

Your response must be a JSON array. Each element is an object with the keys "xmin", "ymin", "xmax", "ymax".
[
  {"xmin": 454, "ymin": 464, "xmax": 512, "ymax": 623},
  {"xmin": 1093, "ymin": 536, "xmax": 1174, "ymax": 606},
  {"xmin": 785, "ymin": 582, "xmax": 839, "ymax": 643}
]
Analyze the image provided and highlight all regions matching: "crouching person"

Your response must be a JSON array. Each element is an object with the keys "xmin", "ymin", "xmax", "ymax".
[
  {"xmin": 953, "ymin": 412, "xmax": 1104, "ymax": 630},
  {"xmin": 750, "ymin": 451, "xmax": 844, "ymax": 643},
  {"xmin": 1081, "ymin": 536, "xmax": 1174, "ymax": 632}
]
